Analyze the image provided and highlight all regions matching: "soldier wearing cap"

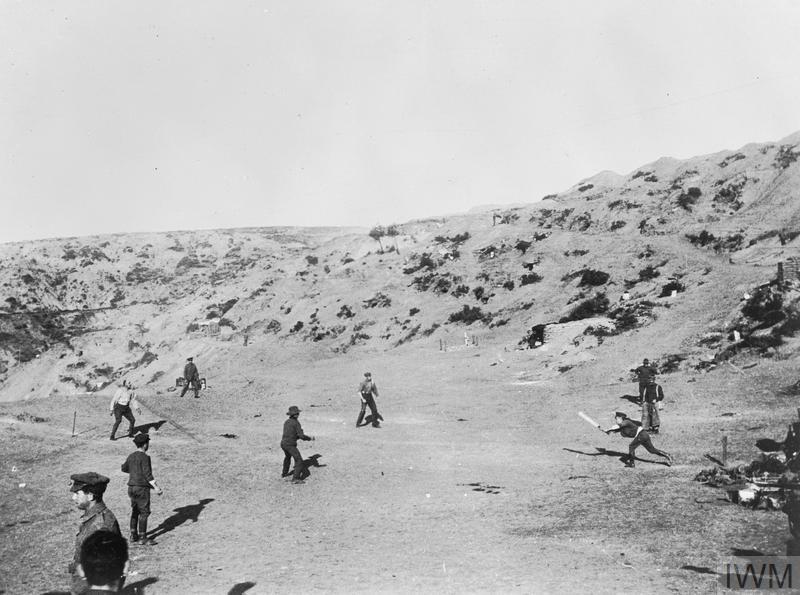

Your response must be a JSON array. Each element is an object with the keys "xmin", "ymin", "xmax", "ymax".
[
  {"xmin": 281, "ymin": 406, "xmax": 314, "ymax": 484},
  {"xmin": 357, "ymin": 371, "xmax": 383, "ymax": 428},
  {"xmin": 603, "ymin": 411, "xmax": 672, "ymax": 468},
  {"xmin": 68, "ymin": 472, "xmax": 121, "ymax": 594},
  {"xmin": 121, "ymin": 434, "xmax": 163, "ymax": 546},
  {"xmin": 633, "ymin": 359, "xmax": 657, "ymax": 403},
  {"xmin": 179, "ymin": 356, "xmax": 201, "ymax": 398}
]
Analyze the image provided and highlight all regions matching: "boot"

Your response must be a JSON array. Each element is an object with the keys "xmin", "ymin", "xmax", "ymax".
[{"xmin": 356, "ymin": 411, "xmax": 365, "ymax": 427}]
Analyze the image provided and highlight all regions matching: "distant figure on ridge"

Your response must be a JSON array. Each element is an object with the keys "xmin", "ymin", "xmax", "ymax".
[
  {"xmin": 357, "ymin": 371, "xmax": 383, "ymax": 428},
  {"xmin": 68, "ymin": 472, "xmax": 121, "ymax": 595},
  {"xmin": 109, "ymin": 380, "xmax": 139, "ymax": 441},
  {"xmin": 180, "ymin": 357, "xmax": 201, "ymax": 398},
  {"xmin": 281, "ymin": 406, "xmax": 314, "ymax": 484},
  {"xmin": 633, "ymin": 358, "xmax": 657, "ymax": 403}
]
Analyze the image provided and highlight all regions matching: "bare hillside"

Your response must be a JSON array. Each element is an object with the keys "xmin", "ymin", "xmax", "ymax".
[{"xmin": 1, "ymin": 134, "xmax": 799, "ymax": 401}]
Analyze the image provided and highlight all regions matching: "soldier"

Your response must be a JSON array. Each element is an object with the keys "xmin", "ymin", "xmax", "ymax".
[
  {"xmin": 121, "ymin": 434, "xmax": 163, "ymax": 546},
  {"xmin": 357, "ymin": 371, "xmax": 383, "ymax": 428},
  {"xmin": 281, "ymin": 406, "xmax": 315, "ymax": 484},
  {"xmin": 68, "ymin": 472, "xmax": 121, "ymax": 595},
  {"xmin": 109, "ymin": 380, "xmax": 140, "ymax": 441},
  {"xmin": 179, "ymin": 356, "xmax": 200, "ymax": 398},
  {"xmin": 641, "ymin": 377, "xmax": 665, "ymax": 433},
  {"xmin": 603, "ymin": 411, "xmax": 672, "ymax": 468},
  {"xmin": 76, "ymin": 530, "xmax": 129, "ymax": 593},
  {"xmin": 634, "ymin": 358, "xmax": 657, "ymax": 403}
]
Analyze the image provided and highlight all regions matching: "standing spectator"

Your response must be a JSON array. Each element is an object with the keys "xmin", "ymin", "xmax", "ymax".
[
  {"xmin": 76, "ymin": 530, "xmax": 129, "ymax": 593},
  {"xmin": 121, "ymin": 434, "xmax": 163, "ymax": 546},
  {"xmin": 356, "ymin": 372, "xmax": 383, "ymax": 428},
  {"xmin": 179, "ymin": 357, "xmax": 200, "ymax": 398},
  {"xmin": 281, "ymin": 406, "xmax": 314, "ymax": 484},
  {"xmin": 68, "ymin": 472, "xmax": 121, "ymax": 595},
  {"xmin": 109, "ymin": 380, "xmax": 139, "ymax": 441},
  {"xmin": 603, "ymin": 411, "xmax": 672, "ymax": 468},
  {"xmin": 641, "ymin": 378, "xmax": 665, "ymax": 433},
  {"xmin": 634, "ymin": 358, "xmax": 657, "ymax": 403}
]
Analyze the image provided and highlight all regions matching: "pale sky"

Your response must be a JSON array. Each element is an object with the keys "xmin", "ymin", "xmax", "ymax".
[{"xmin": 2, "ymin": 1, "xmax": 800, "ymax": 243}]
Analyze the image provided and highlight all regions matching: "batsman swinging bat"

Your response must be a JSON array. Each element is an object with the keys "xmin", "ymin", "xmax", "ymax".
[{"xmin": 578, "ymin": 411, "xmax": 603, "ymax": 430}]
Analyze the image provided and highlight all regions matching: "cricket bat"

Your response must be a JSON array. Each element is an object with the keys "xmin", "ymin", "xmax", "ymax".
[{"xmin": 578, "ymin": 411, "xmax": 603, "ymax": 431}]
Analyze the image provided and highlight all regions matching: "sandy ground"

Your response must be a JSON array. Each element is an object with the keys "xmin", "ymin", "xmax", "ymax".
[{"xmin": 1, "ymin": 337, "xmax": 796, "ymax": 595}]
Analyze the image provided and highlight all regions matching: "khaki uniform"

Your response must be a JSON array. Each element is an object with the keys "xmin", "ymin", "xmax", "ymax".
[{"xmin": 70, "ymin": 502, "xmax": 120, "ymax": 594}]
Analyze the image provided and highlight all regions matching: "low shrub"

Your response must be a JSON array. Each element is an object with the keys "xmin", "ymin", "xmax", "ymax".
[
  {"xmin": 337, "ymin": 305, "xmax": 355, "ymax": 319},
  {"xmin": 686, "ymin": 230, "xmax": 717, "ymax": 247},
  {"xmin": 363, "ymin": 293, "xmax": 391, "ymax": 308},
  {"xmin": 520, "ymin": 272, "xmax": 543, "ymax": 286},
  {"xmin": 638, "ymin": 265, "xmax": 661, "ymax": 281},
  {"xmin": 448, "ymin": 305, "xmax": 490, "ymax": 325},
  {"xmin": 656, "ymin": 354, "xmax": 687, "ymax": 373},
  {"xmin": 422, "ymin": 323, "xmax": 441, "ymax": 337},
  {"xmin": 659, "ymin": 280, "xmax": 685, "ymax": 297},
  {"xmin": 515, "ymin": 240, "xmax": 532, "ymax": 254},
  {"xmin": 560, "ymin": 293, "xmax": 609, "ymax": 322},
  {"xmin": 452, "ymin": 284, "xmax": 470, "ymax": 297},
  {"xmin": 578, "ymin": 269, "xmax": 610, "ymax": 287}
]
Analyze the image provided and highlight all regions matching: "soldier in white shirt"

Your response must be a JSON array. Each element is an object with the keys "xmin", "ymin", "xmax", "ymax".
[{"xmin": 110, "ymin": 380, "xmax": 140, "ymax": 441}]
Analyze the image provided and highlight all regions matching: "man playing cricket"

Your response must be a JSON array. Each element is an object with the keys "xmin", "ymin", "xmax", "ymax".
[{"xmin": 603, "ymin": 411, "xmax": 672, "ymax": 468}]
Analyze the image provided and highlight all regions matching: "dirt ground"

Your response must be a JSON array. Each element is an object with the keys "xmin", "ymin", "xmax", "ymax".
[{"xmin": 0, "ymin": 338, "xmax": 796, "ymax": 594}]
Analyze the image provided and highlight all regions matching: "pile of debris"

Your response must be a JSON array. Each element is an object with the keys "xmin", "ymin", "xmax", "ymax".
[{"xmin": 694, "ymin": 454, "xmax": 788, "ymax": 510}]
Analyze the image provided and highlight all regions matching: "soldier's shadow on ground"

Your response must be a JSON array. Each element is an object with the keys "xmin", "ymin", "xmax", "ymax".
[
  {"xmin": 357, "ymin": 414, "xmax": 384, "ymax": 427},
  {"xmin": 147, "ymin": 498, "xmax": 215, "ymax": 539},
  {"xmin": 620, "ymin": 394, "xmax": 642, "ymax": 405},
  {"xmin": 228, "ymin": 581, "xmax": 256, "ymax": 594},
  {"xmin": 563, "ymin": 447, "xmax": 669, "ymax": 466},
  {"xmin": 292, "ymin": 454, "xmax": 326, "ymax": 480},
  {"xmin": 680, "ymin": 548, "xmax": 775, "ymax": 579},
  {"xmin": 133, "ymin": 420, "xmax": 167, "ymax": 435},
  {"xmin": 122, "ymin": 576, "xmax": 159, "ymax": 594}
]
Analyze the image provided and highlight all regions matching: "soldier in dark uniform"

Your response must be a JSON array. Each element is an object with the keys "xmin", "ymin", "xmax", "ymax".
[
  {"xmin": 281, "ymin": 406, "xmax": 314, "ymax": 484},
  {"xmin": 179, "ymin": 356, "xmax": 200, "ymax": 398},
  {"xmin": 357, "ymin": 372, "xmax": 383, "ymax": 428},
  {"xmin": 121, "ymin": 434, "xmax": 163, "ymax": 546},
  {"xmin": 634, "ymin": 359, "xmax": 657, "ymax": 403},
  {"xmin": 641, "ymin": 378, "xmax": 665, "ymax": 433},
  {"xmin": 68, "ymin": 472, "xmax": 121, "ymax": 595},
  {"xmin": 604, "ymin": 411, "xmax": 672, "ymax": 468}
]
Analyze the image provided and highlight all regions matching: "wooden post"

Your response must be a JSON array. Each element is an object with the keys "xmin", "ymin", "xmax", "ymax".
[
  {"xmin": 72, "ymin": 411, "xmax": 77, "ymax": 437},
  {"xmin": 722, "ymin": 435, "xmax": 728, "ymax": 467}
]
